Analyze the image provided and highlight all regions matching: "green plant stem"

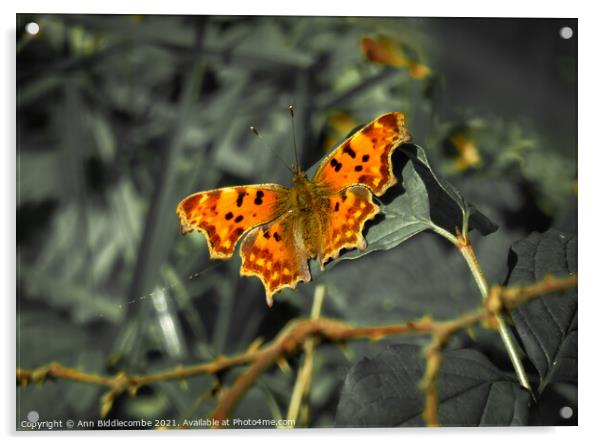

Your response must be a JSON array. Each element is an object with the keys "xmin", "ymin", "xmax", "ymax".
[
  {"xmin": 458, "ymin": 244, "xmax": 533, "ymax": 395},
  {"xmin": 430, "ymin": 224, "xmax": 534, "ymax": 398},
  {"xmin": 285, "ymin": 284, "xmax": 326, "ymax": 427}
]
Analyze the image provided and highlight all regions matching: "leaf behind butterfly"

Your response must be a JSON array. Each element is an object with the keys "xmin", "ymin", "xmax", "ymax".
[{"xmin": 330, "ymin": 144, "xmax": 498, "ymax": 264}]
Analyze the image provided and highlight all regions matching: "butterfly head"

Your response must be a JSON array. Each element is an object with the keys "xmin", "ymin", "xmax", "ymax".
[{"xmin": 291, "ymin": 163, "xmax": 309, "ymax": 185}]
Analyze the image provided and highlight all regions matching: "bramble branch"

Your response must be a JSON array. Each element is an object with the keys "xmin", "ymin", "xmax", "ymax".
[
  {"xmin": 16, "ymin": 316, "xmax": 437, "ymax": 418},
  {"xmin": 420, "ymin": 273, "xmax": 577, "ymax": 426},
  {"xmin": 16, "ymin": 274, "xmax": 576, "ymax": 427},
  {"xmin": 452, "ymin": 228, "xmax": 534, "ymax": 397}
]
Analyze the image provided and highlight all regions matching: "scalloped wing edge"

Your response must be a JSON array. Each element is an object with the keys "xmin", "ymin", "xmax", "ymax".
[
  {"xmin": 313, "ymin": 111, "xmax": 411, "ymax": 197},
  {"xmin": 319, "ymin": 188, "xmax": 381, "ymax": 268}
]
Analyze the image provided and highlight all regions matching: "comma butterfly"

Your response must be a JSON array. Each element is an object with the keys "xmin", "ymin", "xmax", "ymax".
[{"xmin": 176, "ymin": 112, "xmax": 411, "ymax": 306}]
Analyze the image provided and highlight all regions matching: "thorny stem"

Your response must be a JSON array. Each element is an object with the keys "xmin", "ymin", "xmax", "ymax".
[
  {"xmin": 459, "ymin": 241, "xmax": 534, "ymax": 397},
  {"xmin": 432, "ymin": 223, "xmax": 534, "ymax": 398},
  {"xmin": 420, "ymin": 274, "xmax": 577, "ymax": 426},
  {"xmin": 17, "ymin": 275, "xmax": 576, "ymax": 426}
]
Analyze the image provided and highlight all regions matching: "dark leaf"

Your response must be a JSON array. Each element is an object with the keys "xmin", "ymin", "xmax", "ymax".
[
  {"xmin": 402, "ymin": 144, "xmax": 498, "ymax": 236},
  {"xmin": 323, "ymin": 234, "xmax": 484, "ymax": 325},
  {"xmin": 333, "ymin": 144, "xmax": 497, "ymax": 263},
  {"xmin": 335, "ymin": 344, "xmax": 530, "ymax": 427},
  {"xmin": 507, "ymin": 229, "xmax": 577, "ymax": 389}
]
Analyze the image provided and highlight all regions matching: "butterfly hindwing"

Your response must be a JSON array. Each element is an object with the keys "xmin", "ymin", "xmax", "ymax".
[
  {"xmin": 319, "ymin": 185, "xmax": 380, "ymax": 267},
  {"xmin": 240, "ymin": 213, "xmax": 311, "ymax": 306}
]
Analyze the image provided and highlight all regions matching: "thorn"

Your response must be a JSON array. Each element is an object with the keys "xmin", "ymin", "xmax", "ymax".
[
  {"xmin": 337, "ymin": 342, "xmax": 354, "ymax": 361},
  {"xmin": 454, "ymin": 226, "xmax": 462, "ymax": 239},
  {"xmin": 276, "ymin": 356, "xmax": 291, "ymax": 375},
  {"xmin": 245, "ymin": 337, "xmax": 264, "ymax": 354}
]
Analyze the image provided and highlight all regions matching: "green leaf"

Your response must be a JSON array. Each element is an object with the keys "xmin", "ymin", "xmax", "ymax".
[
  {"xmin": 507, "ymin": 229, "xmax": 577, "ymax": 389},
  {"xmin": 335, "ymin": 344, "xmax": 530, "ymax": 427},
  {"xmin": 332, "ymin": 144, "xmax": 497, "ymax": 263}
]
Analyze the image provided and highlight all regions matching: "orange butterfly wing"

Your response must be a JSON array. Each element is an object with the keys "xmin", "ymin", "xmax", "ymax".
[
  {"xmin": 239, "ymin": 213, "xmax": 311, "ymax": 306},
  {"xmin": 177, "ymin": 112, "xmax": 411, "ymax": 305},
  {"xmin": 176, "ymin": 184, "xmax": 288, "ymax": 259},
  {"xmin": 313, "ymin": 112, "xmax": 411, "ymax": 196},
  {"xmin": 318, "ymin": 186, "xmax": 380, "ymax": 267}
]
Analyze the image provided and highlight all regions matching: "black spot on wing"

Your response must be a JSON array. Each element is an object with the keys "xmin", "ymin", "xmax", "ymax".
[
  {"xmin": 236, "ymin": 191, "xmax": 246, "ymax": 207},
  {"xmin": 254, "ymin": 190, "xmax": 265, "ymax": 205},
  {"xmin": 235, "ymin": 215, "xmax": 244, "ymax": 223},
  {"xmin": 335, "ymin": 158, "xmax": 344, "ymax": 172},
  {"xmin": 225, "ymin": 212, "xmax": 233, "ymax": 220},
  {"xmin": 330, "ymin": 158, "xmax": 343, "ymax": 172},
  {"xmin": 342, "ymin": 143, "xmax": 356, "ymax": 158}
]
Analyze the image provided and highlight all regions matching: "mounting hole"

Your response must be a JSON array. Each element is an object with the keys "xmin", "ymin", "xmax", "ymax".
[
  {"xmin": 559, "ymin": 406, "xmax": 573, "ymax": 419},
  {"xmin": 25, "ymin": 22, "xmax": 40, "ymax": 35},
  {"xmin": 559, "ymin": 26, "xmax": 573, "ymax": 40}
]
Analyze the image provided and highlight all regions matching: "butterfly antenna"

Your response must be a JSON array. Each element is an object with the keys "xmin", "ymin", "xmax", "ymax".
[
  {"xmin": 249, "ymin": 125, "xmax": 294, "ymax": 174},
  {"xmin": 288, "ymin": 105, "xmax": 301, "ymax": 171}
]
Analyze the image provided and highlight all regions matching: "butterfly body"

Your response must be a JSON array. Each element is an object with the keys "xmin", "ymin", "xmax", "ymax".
[
  {"xmin": 177, "ymin": 112, "xmax": 411, "ymax": 305},
  {"xmin": 286, "ymin": 172, "xmax": 327, "ymax": 246},
  {"xmin": 288, "ymin": 171, "xmax": 325, "ymax": 212}
]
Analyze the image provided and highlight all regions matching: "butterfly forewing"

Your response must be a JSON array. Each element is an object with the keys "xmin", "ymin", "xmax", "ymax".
[
  {"xmin": 176, "ymin": 184, "xmax": 288, "ymax": 259},
  {"xmin": 313, "ymin": 112, "xmax": 411, "ymax": 196}
]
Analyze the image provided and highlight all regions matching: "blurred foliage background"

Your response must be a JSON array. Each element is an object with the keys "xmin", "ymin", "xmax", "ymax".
[{"xmin": 17, "ymin": 15, "xmax": 577, "ymax": 427}]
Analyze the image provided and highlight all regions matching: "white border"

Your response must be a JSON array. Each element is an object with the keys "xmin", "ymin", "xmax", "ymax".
[
  {"xmin": 3, "ymin": 1, "xmax": 598, "ymax": 444},
  {"xmin": 6, "ymin": 0, "xmax": 582, "ymax": 17}
]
